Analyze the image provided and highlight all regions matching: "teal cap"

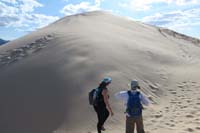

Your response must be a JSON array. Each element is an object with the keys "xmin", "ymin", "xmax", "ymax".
[{"xmin": 102, "ymin": 77, "xmax": 112, "ymax": 83}]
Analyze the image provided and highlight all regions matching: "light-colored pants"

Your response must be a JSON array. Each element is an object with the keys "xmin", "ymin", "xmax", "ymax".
[{"xmin": 126, "ymin": 115, "xmax": 145, "ymax": 133}]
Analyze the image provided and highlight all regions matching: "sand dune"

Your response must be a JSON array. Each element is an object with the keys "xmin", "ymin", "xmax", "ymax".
[{"xmin": 0, "ymin": 11, "xmax": 200, "ymax": 133}]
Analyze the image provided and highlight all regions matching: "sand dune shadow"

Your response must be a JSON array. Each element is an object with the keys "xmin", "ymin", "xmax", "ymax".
[{"xmin": 0, "ymin": 66, "xmax": 67, "ymax": 133}]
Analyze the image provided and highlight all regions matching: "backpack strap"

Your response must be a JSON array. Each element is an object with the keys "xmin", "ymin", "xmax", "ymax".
[
  {"xmin": 127, "ymin": 90, "xmax": 131, "ymax": 96},
  {"xmin": 136, "ymin": 91, "xmax": 144, "ymax": 109},
  {"xmin": 136, "ymin": 91, "xmax": 140, "ymax": 96}
]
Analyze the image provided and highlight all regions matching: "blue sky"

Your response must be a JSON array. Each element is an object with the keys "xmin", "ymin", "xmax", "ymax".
[{"xmin": 0, "ymin": 0, "xmax": 200, "ymax": 40}]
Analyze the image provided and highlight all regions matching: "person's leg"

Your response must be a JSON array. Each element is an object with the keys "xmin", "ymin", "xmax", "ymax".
[
  {"xmin": 97, "ymin": 107, "xmax": 109, "ymax": 132},
  {"xmin": 94, "ymin": 106, "xmax": 102, "ymax": 133},
  {"xmin": 126, "ymin": 116, "xmax": 135, "ymax": 133},
  {"xmin": 101, "ymin": 108, "xmax": 109, "ymax": 125},
  {"xmin": 135, "ymin": 115, "xmax": 145, "ymax": 133}
]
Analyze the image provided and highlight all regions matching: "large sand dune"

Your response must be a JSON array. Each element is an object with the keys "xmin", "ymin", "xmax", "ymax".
[{"xmin": 0, "ymin": 11, "xmax": 200, "ymax": 133}]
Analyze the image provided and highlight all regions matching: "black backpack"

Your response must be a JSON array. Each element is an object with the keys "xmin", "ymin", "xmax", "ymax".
[
  {"xmin": 89, "ymin": 87, "xmax": 102, "ymax": 106},
  {"xmin": 89, "ymin": 88, "xmax": 96, "ymax": 105}
]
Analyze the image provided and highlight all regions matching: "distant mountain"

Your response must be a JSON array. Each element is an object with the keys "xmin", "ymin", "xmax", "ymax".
[{"xmin": 0, "ymin": 38, "xmax": 9, "ymax": 45}]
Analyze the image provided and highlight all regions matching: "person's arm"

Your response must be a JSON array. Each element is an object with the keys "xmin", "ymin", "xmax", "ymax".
[
  {"xmin": 115, "ymin": 91, "xmax": 128, "ymax": 101},
  {"xmin": 102, "ymin": 89, "xmax": 114, "ymax": 116},
  {"xmin": 140, "ymin": 92, "xmax": 150, "ymax": 106}
]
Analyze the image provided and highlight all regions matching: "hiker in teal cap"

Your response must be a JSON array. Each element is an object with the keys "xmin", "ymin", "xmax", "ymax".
[
  {"xmin": 92, "ymin": 77, "xmax": 114, "ymax": 133},
  {"xmin": 115, "ymin": 80, "xmax": 150, "ymax": 133}
]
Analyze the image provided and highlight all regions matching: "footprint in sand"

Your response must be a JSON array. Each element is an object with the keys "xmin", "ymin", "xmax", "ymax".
[
  {"xmin": 196, "ymin": 127, "xmax": 200, "ymax": 130},
  {"xmin": 170, "ymin": 91, "xmax": 177, "ymax": 95},
  {"xmin": 170, "ymin": 124, "xmax": 175, "ymax": 127},
  {"xmin": 0, "ymin": 35, "xmax": 54, "ymax": 68},
  {"xmin": 151, "ymin": 120, "xmax": 156, "ymax": 123},
  {"xmin": 186, "ymin": 128, "xmax": 194, "ymax": 132},
  {"xmin": 185, "ymin": 114, "xmax": 194, "ymax": 118},
  {"xmin": 154, "ymin": 114, "xmax": 163, "ymax": 118},
  {"xmin": 180, "ymin": 105, "xmax": 188, "ymax": 109},
  {"xmin": 165, "ymin": 122, "xmax": 175, "ymax": 127}
]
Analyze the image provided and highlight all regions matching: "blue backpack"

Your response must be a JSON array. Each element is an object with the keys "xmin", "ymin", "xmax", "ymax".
[{"xmin": 126, "ymin": 91, "xmax": 143, "ymax": 117}]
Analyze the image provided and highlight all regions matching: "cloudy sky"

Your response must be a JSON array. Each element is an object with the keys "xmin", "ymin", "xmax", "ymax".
[{"xmin": 0, "ymin": 0, "xmax": 200, "ymax": 40}]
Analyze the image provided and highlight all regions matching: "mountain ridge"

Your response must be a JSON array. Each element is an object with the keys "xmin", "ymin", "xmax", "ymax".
[{"xmin": 0, "ymin": 38, "xmax": 9, "ymax": 45}]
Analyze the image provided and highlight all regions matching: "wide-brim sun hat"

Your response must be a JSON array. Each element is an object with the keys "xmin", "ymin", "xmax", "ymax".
[{"xmin": 102, "ymin": 77, "xmax": 112, "ymax": 84}]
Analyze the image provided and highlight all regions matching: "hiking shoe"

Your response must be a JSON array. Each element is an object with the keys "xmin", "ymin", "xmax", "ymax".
[{"xmin": 101, "ymin": 126, "xmax": 106, "ymax": 131}]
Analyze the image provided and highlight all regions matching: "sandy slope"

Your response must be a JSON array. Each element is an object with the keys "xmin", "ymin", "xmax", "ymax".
[{"xmin": 0, "ymin": 11, "xmax": 200, "ymax": 133}]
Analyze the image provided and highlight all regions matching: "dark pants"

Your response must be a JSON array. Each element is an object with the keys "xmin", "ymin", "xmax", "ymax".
[
  {"xmin": 94, "ymin": 104, "xmax": 109, "ymax": 133},
  {"xmin": 126, "ymin": 115, "xmax": 145, "ymax": 133}
]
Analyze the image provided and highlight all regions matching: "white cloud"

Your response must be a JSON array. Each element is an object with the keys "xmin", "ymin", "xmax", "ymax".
[
  {"xmin": 0, "ymin": 2, "xmax": 20, "ymax": 26},
  {"xmin": 142, "ymin": 8, "xmax": 200, "ymax": 32},
  {"xmin": 95, "ymin": 0, "xmax": 104, "ymax": 6},
  {"xmin": 60, "ymin": 1, "xmax": 102, "ymax": 16},
  {"xmin": 29, "ymin": 14, "xmax": 59, "ymax": 28},
  {"xmin": 119, "ymin": 0, "xmax": 199, "ymax": 11},
  {"xmin": 0, "ymin": 0, "xmax": 59, "ymax": 31},
  {"xmin": 175, "ymin": 0, "xmax": 198, "ymax": 5},
  {"xmin": 0, "ymin": 0, "xmax": 17, "ymax": 4},
  {"xmin": 19, "ymin": 0, "xmax": 43, "ymax": 13},
  {"xmin": 118, "ymin": 2, "xmax": 128, "ymax": 8}
]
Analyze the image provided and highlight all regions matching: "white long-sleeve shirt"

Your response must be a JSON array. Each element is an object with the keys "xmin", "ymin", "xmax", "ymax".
[{"xmin": 115, "ymin": 90, "xmax": 150, "ymax": 106}]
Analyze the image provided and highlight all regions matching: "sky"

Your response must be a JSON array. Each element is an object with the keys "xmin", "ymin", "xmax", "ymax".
[{"xmin": 0, "ymin": 0, "xmax": 200, "ymax": 40}]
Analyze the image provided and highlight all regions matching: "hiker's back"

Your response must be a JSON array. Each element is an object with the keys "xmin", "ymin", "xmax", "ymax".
[
  {"xmin": 126, "ymin": 91, "xmax": 142, "ymax": 117},
  {"xmin": 95, "ymin": 87, "xmax": 106, "ymax": 106}
]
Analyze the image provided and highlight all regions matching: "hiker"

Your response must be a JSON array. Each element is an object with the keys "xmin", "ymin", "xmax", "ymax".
[
  {"xmin": 92, "ymin": 77, "xmax": 114, "ymax": 133},
  {"xmin": 115, "ymin": 80, "xmax": 150, "ymax": 133}
]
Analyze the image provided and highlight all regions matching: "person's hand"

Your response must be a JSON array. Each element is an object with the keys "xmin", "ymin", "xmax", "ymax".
[{"xmin": 110, "ymin": 110, "xmax": 114, "ymax": 116}]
